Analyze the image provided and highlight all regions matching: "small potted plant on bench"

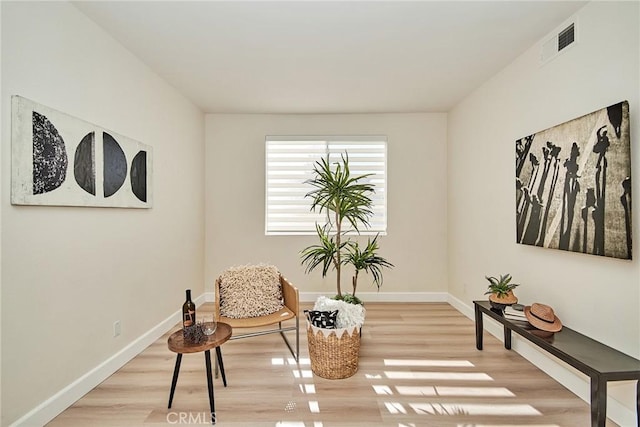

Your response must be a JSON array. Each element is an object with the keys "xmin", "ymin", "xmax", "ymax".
[{"xmin": 485, "ymin": 273, "xmax": 519, "ymax": 310}]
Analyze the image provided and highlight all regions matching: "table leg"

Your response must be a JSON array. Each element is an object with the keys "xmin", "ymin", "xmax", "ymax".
[
  {"xmin": 475, "ymin": 303, "xmax": 483, "ymax": 350},
  {"xmin": 216, "ymin": 347, "xmax": 227, "ymax": 387},
  {"xmin": 590, "ymin": 376, "xmax": 607, "ymax": 427},
  {"xmin": 168, "ymin": 353, "xmax": 182, "ymax": 409},
  {"xmin": 204, "ymin": 350, "xmax": 216, "ymax": 424},
  {"xmin": 504, "ymin": 325, "xmax": 512, "ymax": 350}
]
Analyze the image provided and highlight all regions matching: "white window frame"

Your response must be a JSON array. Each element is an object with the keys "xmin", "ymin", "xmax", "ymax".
[{"xmin": 265, "ymin": 136, "xmax": 388, "ymax": 236}]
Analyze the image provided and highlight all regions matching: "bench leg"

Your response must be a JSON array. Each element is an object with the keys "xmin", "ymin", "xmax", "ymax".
[
  {"xmin": 590, "ymin": 376, "xmax": 607, "ymax": 427},
  {"xmin": 475, "ymin": 303, "xmax": 483, "ymax": 350},
  {"xmin": 504, "ymin": 325, "xmax": 512, "ymax": 350}
]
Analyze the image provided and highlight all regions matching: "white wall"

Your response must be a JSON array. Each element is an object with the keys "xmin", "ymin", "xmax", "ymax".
[
  {"xmin": 1, "ymin": 2, "xmax": 205, "ymax": 425},
  {"xmin": 205, "ymin": 113, "xmax": 447, "ymax": 299},
  {"xmin": 447, "ymin": 2, "xmax": 639, "ymax": 425},
  {"xmin": 0, "ymin": 2, "xmax": 3, "ymax": 421}
]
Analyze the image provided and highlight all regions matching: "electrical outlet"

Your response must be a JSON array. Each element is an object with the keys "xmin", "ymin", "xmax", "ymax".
[{"xmin": 113, "ymin": 320, "xmax": 121, "ymax": 337}]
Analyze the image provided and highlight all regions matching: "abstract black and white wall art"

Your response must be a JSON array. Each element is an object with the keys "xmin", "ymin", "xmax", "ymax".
[
  {"xmin": 11, "ymin": 96, "xmax": 152, "ymax": 208},
  {"xmin": 516, "ymin": 101, "xmax": 631, "ymax": 260}
]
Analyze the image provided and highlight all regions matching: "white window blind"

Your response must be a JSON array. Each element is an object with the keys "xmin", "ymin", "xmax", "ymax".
[{"xmin": 266, "ymin": 136, "xmax": 387, "ymax": 235}]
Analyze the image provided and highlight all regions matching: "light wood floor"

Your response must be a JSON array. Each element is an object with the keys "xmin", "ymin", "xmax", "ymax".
[{"xmin": 48, "ymin": 303, "xmax": 617, "ymax": 426}]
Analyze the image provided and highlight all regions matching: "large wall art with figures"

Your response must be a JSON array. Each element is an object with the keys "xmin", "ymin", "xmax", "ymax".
[
  {"xmin": 516, "ymin": 101, "xmax": 631, "ymax": 260},
  {"xmin": 11, "ymin": 96, "xmax": 152, "ymax": 208}
]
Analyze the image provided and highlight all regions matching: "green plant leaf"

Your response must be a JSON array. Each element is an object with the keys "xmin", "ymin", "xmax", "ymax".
[
  {"xmin": 300, "ymin": 224, "xmax": 338, "ymax": 277},
  {"xmin": 305, "ymin": 153, "xmax": 375, "ymax": 231},
  {"xmin": 484, "ymin": 273, "xmax": 519, "ymax": 296},
  {"xmin": 345, "ymin": 235, "xmax": 394, "ymax": 292},
  {"xmin": 333, "ymin": 293, "xmax": 364, "ymax": 305}
]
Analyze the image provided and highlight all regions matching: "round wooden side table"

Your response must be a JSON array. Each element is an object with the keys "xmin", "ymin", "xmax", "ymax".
[{"xmin": 167, "ymin": 322, "xmax": 232, "ymax": 425}]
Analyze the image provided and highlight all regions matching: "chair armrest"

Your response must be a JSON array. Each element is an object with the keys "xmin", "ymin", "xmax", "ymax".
[
  {"xmin": 280, "ymin": 275, "xmax": 299, "ymax": 317},
  {"xmin": 214, "ymin": 277, "xmax": 222, "ymax": 321}
]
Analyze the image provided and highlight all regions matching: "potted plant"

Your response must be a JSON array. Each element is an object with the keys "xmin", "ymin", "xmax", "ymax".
[
  {"xmin": 300, "ymin": 153, "xmax": 393, "ymax": 307},
  {"xmin": 300, "ymin": 153, "xmax": 393, "ymax": 379},
  {"xmin": 485, "ymin": 273, "xmax": 519, "ymax": 308}
]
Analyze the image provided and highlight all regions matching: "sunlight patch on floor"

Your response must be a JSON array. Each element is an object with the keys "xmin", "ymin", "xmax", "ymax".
[
  {"xmin": 409, "ymin": 403, "xmax": 541, "ymax": 416},
  {"xmin": 373, "ymin": 385, "xmax": 394, "ymax": 395},
  {"xmin": 308, "ymin": 401, "xmax": 320, "ymax": 413},
  {"xmin": 272, "ymin": 357, "xmax": 310, "ymax": 366},
  {"xmin": 299, "ymin": 383, "xmax": 316, "ymax": 394},
  {"xmin": 384, "ymin": 359, "xmax": 474, "ymax": 367},
  {"xmin": 275, "ymin": 422, "xmax": 323, "ymax": 427},
  {"xmin": 391, "ymin": 385, "xmax": 515, "ymax": 397},
  {"xmin": 456, "ymin": 424, "xmax": 560, "ymax": 427},
  {"xmin": 292, "ymin": 369, "xmax": 313, "ymax": 378},
  {"xmin": 384, "ymin": 371, "xmax": 493, "ymax": 381},
  {"xmin": 274, "ymin": 344, "xmax": 543, "ymax": 425},
  {"xmin": 385, "ymin": 401, "xmax": 408, "ymax": 414},
  {"xmin": 373, "ymin": 385, "xmax": 513, "ymax": 397}
]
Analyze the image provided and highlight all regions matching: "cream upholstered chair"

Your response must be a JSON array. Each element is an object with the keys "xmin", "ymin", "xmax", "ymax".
[{"xmin": 214, "ymin": 265, "xmax": 299, "ymax": 361}]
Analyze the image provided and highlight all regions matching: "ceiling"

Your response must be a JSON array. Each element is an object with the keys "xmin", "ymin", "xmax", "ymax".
[{"xmin": 74, "ymin": 1, "xmax": 586, "ymax": 114}]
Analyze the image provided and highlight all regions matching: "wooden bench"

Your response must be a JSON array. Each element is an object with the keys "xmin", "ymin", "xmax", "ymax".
[{"xmin": 474, "ymin": 300, "xmax": 640, "ymax": 427}]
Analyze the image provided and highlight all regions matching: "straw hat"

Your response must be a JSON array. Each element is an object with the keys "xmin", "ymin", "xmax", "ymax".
[{"xmin": 524, "ymin": 303, "xmax": 562, "ymax": 332}]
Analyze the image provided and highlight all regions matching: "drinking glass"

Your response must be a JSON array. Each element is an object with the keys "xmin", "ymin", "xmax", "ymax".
[{"xmin": 202, "ymin": 315, "xmax": 217, "ymax": 336}]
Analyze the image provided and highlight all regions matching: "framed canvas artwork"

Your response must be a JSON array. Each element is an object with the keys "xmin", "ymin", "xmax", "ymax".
[
  {"xmin": 11, "ymin": 96, "xmax": 152, "ymax": 208},
  {"xmin": 516, "ymin": 101, "xmax": 631, "ymax": 260}
]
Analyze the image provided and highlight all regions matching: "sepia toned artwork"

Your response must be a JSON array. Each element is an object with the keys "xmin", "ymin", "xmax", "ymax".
[
  {"xmin": 516, "ymin": 101, "xmax": 631, "ymax": 260},
  {"xmin": 11, "ymin": 96, "xmax": 152, "ymax": 208}
]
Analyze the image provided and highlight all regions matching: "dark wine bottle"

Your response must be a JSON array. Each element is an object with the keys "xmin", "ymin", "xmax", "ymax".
[{"xmin": 182, "ymin": 289, "xmax": 196, "ymax": 330}]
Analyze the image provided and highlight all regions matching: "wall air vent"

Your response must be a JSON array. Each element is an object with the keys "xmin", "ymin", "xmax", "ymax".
[
  {"xmin": 540, "ymin": 19, "xmax": 578, "ymax": 66},
  {"xmin": 558, "ymin": 23, "xmax": 575, "ymax": 51}
]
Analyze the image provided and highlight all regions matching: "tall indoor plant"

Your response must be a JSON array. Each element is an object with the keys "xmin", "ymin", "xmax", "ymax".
[{"xmin": 300, "ymin": 153, "xmax": 393, "ymax": 304}]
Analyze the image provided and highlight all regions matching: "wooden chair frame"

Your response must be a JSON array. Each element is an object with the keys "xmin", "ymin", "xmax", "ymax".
[{"xmin": 214, "ymin": 273, "xmax": 299, "ymax": 361}]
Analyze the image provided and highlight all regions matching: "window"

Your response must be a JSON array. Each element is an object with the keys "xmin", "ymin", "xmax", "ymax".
[{"xmin": 266, "ymin": 136, "xmax": 387, "ymax": 235}]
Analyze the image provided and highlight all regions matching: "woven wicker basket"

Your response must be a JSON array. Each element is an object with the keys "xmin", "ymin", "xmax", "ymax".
[{"xmin": 307, "ymin": 321, "xmax": 361, "ymax": 379}]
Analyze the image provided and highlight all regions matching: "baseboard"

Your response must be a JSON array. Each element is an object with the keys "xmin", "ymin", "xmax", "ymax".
[
  {"xmin": 10, "ymin": 293, "xmax": 208, "ymax": 427},
  {"xmin": 447, "ymin": 294, "xmax": 636, "ymax": 427},
  {"xmin": 447, "ymin": 293, "xmax": 474, "ymax": 318},
  {"xmin": 300, "ymin": 291, "xmax": 448, "ymax": 303},
  {"xmin": 204, "ymin": 291, "xmax": 448, "ymax": 303}
]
